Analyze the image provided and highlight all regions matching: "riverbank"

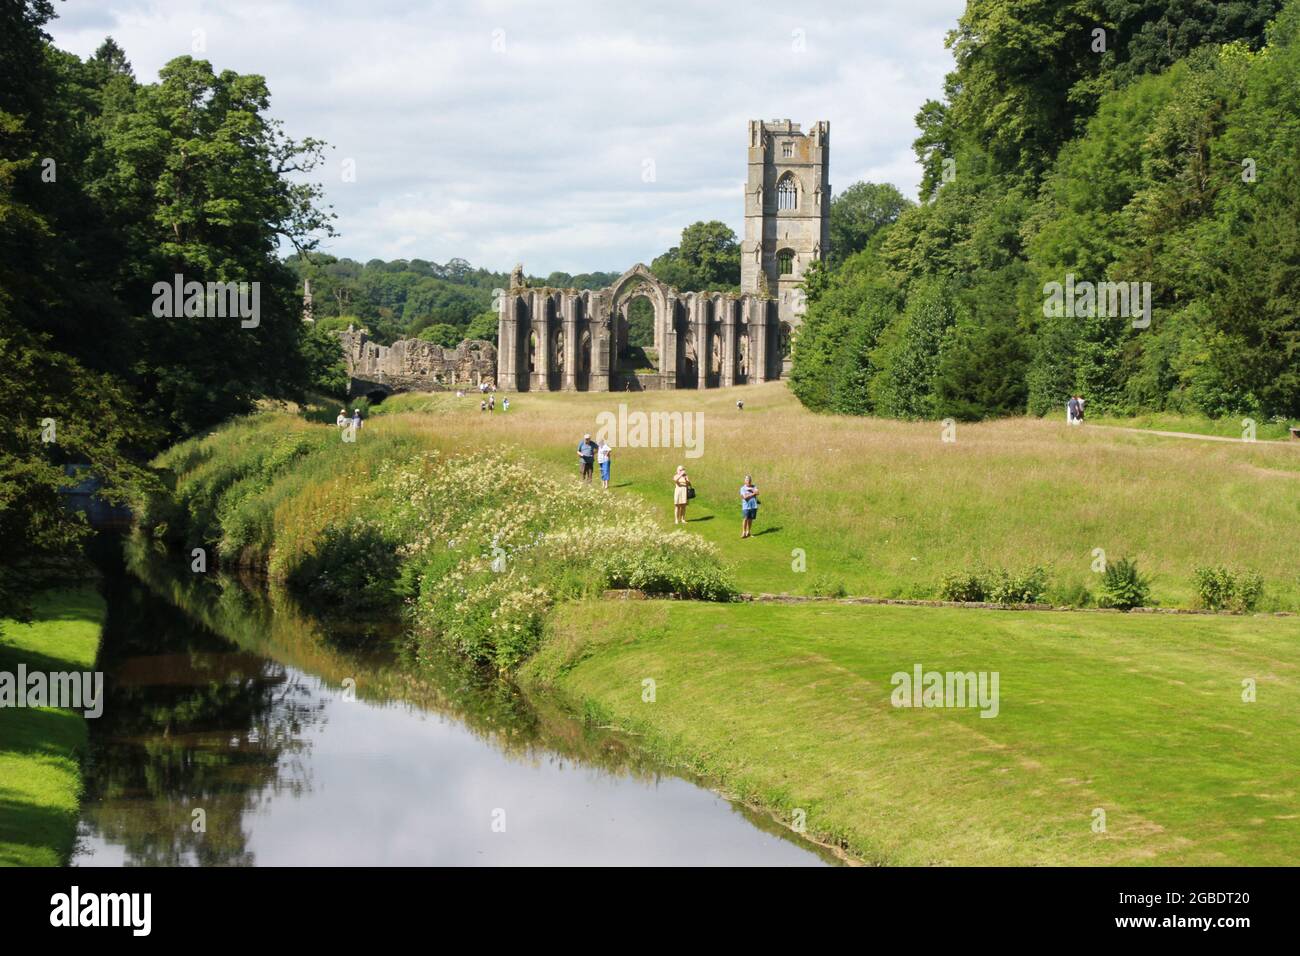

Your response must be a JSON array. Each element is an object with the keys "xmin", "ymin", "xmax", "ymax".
[
  {"xmin": 0, "ymin": 587, "xmax": 105, "ymax": 866},
  {"xmin": 137, "ymin": 390, "xmax": 1300, "ymax": 865},
  {"xmin": 525, "ymin": 598, "xmax": 1300, "ymax": 865}
]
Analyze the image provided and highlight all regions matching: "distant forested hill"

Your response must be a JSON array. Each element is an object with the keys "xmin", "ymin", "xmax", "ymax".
[{"xmin": 285, "ymin": 254, "xmax": 620, "ymax": 346}]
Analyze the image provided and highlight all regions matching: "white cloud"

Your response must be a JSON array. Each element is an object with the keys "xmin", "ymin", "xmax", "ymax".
[{"xmin": 48, "ymin": 0, "xmax": 963, "ymax": 274}]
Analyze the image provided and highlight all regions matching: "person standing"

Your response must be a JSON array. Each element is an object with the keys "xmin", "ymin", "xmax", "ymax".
[
  {"xmin": 351, "ymin": 407, "xmax": 363, "ymax": 430},
  {"xmin": 672, "ymin": 465, "xmax": 691, "ymax": 524},
  {"xmin": 1060, "ymin": 395, "xmax": 1081, "ymax": 426},
  {"xmin": 336, "ymin": 408, "xmax": 348, "ymax": 429},
  {"xmin": 577, "ymin": 433, "xmax": 597, "ymax": 483},
  {"xmin": 502, "ymin": 397, "xmax": 510, "ymax": 412},
  {"xmin": 740, "ymin": 474, "xmax": 759, "ymax": 538},
  {"xmin": 597, "ymin": 439, "xmax": 612, "ymax": 489}
]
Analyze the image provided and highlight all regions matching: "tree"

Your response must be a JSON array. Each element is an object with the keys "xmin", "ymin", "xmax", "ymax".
[
  {"xmin": 300, "ymin": 325, "xmax": 348, "ymax": 398},
  {"xmin": 934, "ymin": 314, "xmax": 1031, "ymax": 420},
  {"xmin": 869, "ymin": 278, "xmax": 961, "ymax": 419},
  {"xmin": 416, "ymin": 323, "xmax": 462, "ymax": 347},
  {"xmin": 828, "ymin": 182, "xmax": 913, "ymax": 265},
  {"xmin": 651, "ymin": 221, "xmax": 740, "ymax": 291},
  {"xmin": 464, "ymin": 310, "xmax": 499, "ymax": 343}
]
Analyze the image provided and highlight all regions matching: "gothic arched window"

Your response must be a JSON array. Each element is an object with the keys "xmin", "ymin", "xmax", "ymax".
[
  {"xmin": 777, "ymin": 174, "xmax": 798, "ymax": 210},
  {"xmin": 778, "ymin": 249, "xmax": 795, "ymax": 275}
]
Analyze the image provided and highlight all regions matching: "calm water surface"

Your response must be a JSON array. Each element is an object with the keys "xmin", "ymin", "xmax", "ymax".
[{"xmin": 73, "ymin": 543, "xmax": 832, "ymax": 866}]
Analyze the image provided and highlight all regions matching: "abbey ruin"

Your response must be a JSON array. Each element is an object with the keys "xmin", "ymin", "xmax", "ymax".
[{"xmin": 341, "ymin": 119, "xmax": 828, "ymax": 396}]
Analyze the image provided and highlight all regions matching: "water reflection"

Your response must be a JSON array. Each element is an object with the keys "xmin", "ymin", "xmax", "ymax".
[{"xmin": 74, "ymin": 539, "xmax": 833, "ymax": 866}]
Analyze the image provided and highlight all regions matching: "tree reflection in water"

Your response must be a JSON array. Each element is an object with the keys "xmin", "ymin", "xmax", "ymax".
[{"xmin": 79, "ymin": 556, "xmax": 324, "ymax": 865}]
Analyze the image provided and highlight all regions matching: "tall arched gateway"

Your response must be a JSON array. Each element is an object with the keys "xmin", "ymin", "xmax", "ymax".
[{"xmin": 496, "ymin": 264, "xmax": 780, "ymax": 392}]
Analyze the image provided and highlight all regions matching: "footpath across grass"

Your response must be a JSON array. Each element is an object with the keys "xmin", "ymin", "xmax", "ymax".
[
  {"xmin": 525, "ymin": 598, "xmax": 1300, "ymax": 866},
  {"xmin": 0, "ymin": 587, "xmax": 104, "ymax": 866},
  {"xmin": 1090, "ymin": 411, "xmax": 1296, "ymax": 442}
]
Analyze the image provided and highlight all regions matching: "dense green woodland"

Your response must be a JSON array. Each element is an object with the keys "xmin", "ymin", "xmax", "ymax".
[
  {"xmin": 791, "ymin": 0, "xmax": 1299, "ymax": 423},
  {"xmin": 4, "ymin": 0, "xmax": 1298, "ymax": 618},
  {"xmin": 1, "ymin": 1, "xmax": 334, "ymax": 616}
]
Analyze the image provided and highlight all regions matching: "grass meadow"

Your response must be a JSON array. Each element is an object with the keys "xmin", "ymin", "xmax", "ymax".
[
  {"xmin": 373, "ymin": 384, "xmax": 1300, "ymax": 610},
  {"xmin": 0, "ymin": 588, "xmax": 104, "ymax": 866}
]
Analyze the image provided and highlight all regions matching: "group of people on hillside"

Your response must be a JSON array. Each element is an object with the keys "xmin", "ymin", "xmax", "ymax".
[{"xmin": 576, "ymin": 435, "xmax": 760, "ymax": 537}]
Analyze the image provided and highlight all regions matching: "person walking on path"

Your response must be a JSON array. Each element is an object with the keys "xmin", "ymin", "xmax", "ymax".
[
  {"xmin": 740, "ymin": 475, "xmax": 759, "ymax": 538},
  {"xmin": 502, "ymin": 397, "xmax": 510, "ymax": 412},
  {"xmin": 672, "ymin": 465, "xmax": 692, "ymax": 524},
  {"xmin": 597, "ymin": 439, "xmax": 612, "ymax": 490},
  {"xmin": 577, "ymin": 433, "xmax": 597, "ymax": 483}
]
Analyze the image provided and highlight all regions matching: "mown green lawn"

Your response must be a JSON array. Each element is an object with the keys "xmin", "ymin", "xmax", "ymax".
[
  {"xmin": 0, "ymin": 588, "xmax": 104, "ymax": 867},
  {"xmin": 526, "ymin": 598, "xmax": 1300, "ymax": 865}
]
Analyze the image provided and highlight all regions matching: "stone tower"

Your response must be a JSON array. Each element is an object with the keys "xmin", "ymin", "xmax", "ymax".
[{"xmin": 742, "ymin": 119, "xmax": 830, "ymax": 336}]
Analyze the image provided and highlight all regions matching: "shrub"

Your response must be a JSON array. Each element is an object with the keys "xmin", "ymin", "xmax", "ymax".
[
  {"xmin": 285, "ymin": 520, "xmax": 404, "ymax": 614},
  {"xmin": 1048, "ymin": 580, "xmax": 1094, "ymax": 608},
  {"xmin": 809, "ymin": 574, "xmax": 848, "ymax": 598},
  {"xmin": 1098, "ymin": 557, "xmax": 1152, "ymax": 611},
  {"xmin": 939, "ymin": 566, "xmax": 1048, "ymax": 604},
  {"xmin": 1193, "ymin": 566, "xmax": 1264, "ymax": 612},
  {"xmin": 939, "ymin": 570, "xmax": 986, "ymax": 602},
  {"xmin": 986, "ymin": 566, "xmax": 1048, "ymax": 604}
]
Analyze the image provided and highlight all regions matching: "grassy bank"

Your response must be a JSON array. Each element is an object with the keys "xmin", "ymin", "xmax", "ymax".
[
  {"xmin": 525, "ymin": 598, "xmax": 1300, "ymax": 865},
  {"xmin": 373, "ymin": 384, "xmax": 1300, "ymax": 610},
  {"xmin": 144, "ymin": 388, "xmax": 1300, "ymax": 865},
  {"xmin": 140, "ymin": 412, "xmax": 733, "ymax": 669},
  {"xmin": 0, "ymin": 587, "xmax": 104, "ymax": 866}
]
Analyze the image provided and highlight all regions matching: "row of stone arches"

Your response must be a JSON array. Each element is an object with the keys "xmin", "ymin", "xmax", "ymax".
[
  {"xmin": 526, "ymin": 327, "xmax": 594, "ymax": 390},
  {"xmin": 496, "ymin": 264, "xmax": 783, "ymax": 392}
]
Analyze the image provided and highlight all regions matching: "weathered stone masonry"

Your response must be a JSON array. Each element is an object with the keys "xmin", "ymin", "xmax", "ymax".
[
  {"xmin": 340, "ymin": 329, "xmax": 496, "ymax": 398},
  {"xmin": 495, "ymin": 264, "xmax": 780, "ymax": 392}
]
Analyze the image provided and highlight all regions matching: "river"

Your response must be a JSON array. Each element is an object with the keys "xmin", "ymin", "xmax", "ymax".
[{"xmin": 72, "ymin": 541, "xmax": 833, "ymax": 866}]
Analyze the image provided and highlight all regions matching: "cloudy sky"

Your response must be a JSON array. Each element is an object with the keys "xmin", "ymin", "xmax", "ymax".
[{"xmin": 48, "ymin": 0, "xmax": 965, "ymax": 275}]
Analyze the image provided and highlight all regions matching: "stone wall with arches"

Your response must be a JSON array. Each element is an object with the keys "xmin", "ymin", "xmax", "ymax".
[{"xmin": 496, "ymin": 263, "xmax": 780, "ymax": 392}]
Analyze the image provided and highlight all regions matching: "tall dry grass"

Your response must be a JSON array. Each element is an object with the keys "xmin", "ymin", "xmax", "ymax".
[{"xmin": 375, "ymin": 384, "xmax": 1300, "ymax": 608}]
